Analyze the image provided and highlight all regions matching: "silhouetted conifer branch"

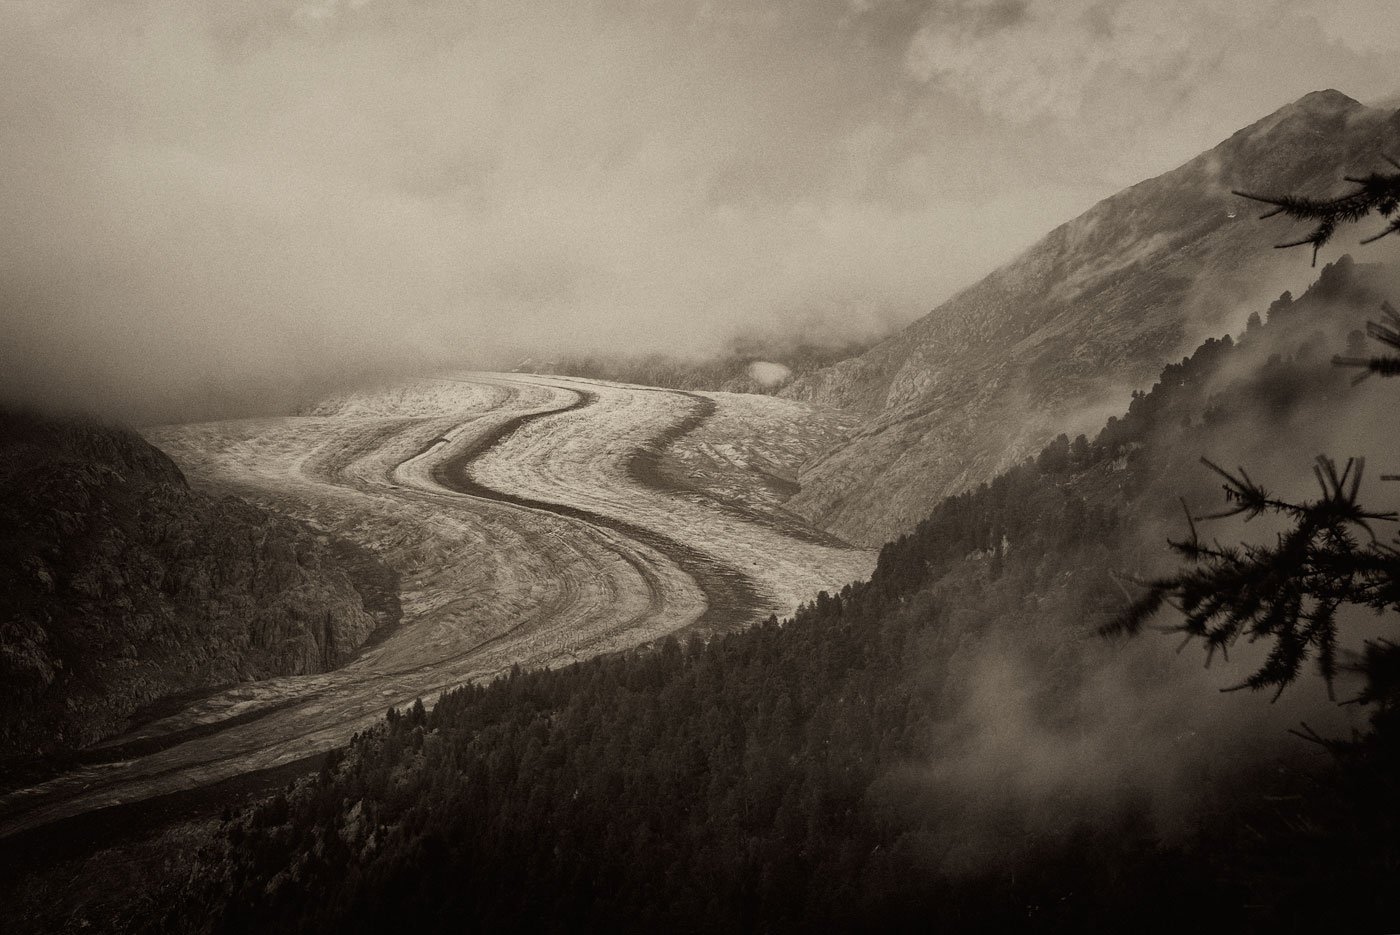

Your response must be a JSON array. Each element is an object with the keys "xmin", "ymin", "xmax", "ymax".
[
  {"xmin": 1333, "ymin": 303, "xmax": 1400, "ymax": 381},
  {"xmin": 1233, "ymin": 158, "xmax": 1400, "ymax": 264},
  {"xmin": 1358, "ymin": 215, "xmax": 1400, "ymax": 244},
  {"xmin": 1105, "ymin": 455, "xmax": 1400, "ymax": 699}
]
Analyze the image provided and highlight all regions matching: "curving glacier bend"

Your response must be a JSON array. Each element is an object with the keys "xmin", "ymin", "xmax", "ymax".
[{"xmin": 0, "ymin": 374, "xmax": 873, "ymax": 839}]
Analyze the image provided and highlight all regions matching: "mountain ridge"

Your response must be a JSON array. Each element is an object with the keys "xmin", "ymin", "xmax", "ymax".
[{"xmin": 782, "ymin": 89, "xmax": 1400, "ymax": 545}]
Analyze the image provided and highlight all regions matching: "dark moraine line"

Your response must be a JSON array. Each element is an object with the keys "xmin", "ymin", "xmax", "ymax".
[
  {"xmin": 0, "ymin": 382, "xmax": 767, "ymax": 861},
  {"xmin": 625, "ymin": 389, "xmax": 857, "ymax": 550},
  {"xmin": 431, "ymin": 385, "xmax": 767, "ymax": 629}
]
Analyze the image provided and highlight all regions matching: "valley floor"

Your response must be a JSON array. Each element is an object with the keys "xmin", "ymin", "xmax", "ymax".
[{"xmin": 0, "ymin": 373, "xmax": 872, "ymax": 843}]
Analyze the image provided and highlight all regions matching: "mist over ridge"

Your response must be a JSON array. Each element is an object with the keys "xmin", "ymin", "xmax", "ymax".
[
  {"xmin": 782, "ymin": 90, "xmax": 1400, "ymax": 545},
  {"xmin": 4, "ymin": 2, "xmax": 1400, "ymax": 423}
]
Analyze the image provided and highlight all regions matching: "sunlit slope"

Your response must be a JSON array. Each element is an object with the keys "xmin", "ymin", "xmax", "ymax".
[{"xmin": 784, "ymin": 90, "xmax": 1400, "ymax": 545}]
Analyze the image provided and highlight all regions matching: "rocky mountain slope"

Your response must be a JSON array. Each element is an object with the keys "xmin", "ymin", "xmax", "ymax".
[
  {"xmin": 783, "ymin": 89, "xmax": 1400, "ymax": 545},
  {"xmin": 0, "ymin": 409, "xmax": 381, "ymax": 760}
]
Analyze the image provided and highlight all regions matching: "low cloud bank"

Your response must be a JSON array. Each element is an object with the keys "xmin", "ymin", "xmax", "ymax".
[{"xmin": 4, "ymin": 2, "xmax": 1398, "ymax": 424}]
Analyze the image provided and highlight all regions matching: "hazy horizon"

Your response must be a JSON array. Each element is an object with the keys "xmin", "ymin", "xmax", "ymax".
[{"xmin": 3, "ymin": 0, "xmax": 1399, "ymax": 423}]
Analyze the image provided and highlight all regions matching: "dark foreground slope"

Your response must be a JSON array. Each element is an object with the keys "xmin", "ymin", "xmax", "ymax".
[
  {"xmin": 784, "ymin": 89, "xmax": 1400, "ymax": 545},
  {"xmin": 0, "ymin": 410, "xmax": 386, "ymax": 761},
  {"xmin": 60, "ymin": 257, "xmax": 1392, "ymax": 935}
]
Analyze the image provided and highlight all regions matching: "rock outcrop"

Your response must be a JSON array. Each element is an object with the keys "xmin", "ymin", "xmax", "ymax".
[
  {"xmin": 0, "ymin": 408, "xmax": 379, "ymax": 758},
  {"xmin": 783, "ymin": 90, "xmax": 1400, "ymax": 545}
]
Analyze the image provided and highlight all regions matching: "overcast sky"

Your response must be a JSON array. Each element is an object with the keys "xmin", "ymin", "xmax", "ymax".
[{"xmin": 3, "ymin": 0, "xmax": 1399, "ymax": 420}]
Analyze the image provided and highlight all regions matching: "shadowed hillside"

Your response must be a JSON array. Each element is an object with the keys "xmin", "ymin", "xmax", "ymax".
[{"xmin": 0, "ymin": 410, "xmax": 390, "ymax": 762}]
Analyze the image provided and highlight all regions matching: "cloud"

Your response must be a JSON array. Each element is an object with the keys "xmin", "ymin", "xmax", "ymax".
[
  {"xmin": 747, "ymin": 360, "xmax": 792, "ymax": 387},
  {"xmin": 1, "ymin": 1, "xmax": 1396, "ymax": 422},
  {"xmin": 1311, "ymin": 0, "xmax": 1400, "ymax": 53},
  {"xmin": 878, "ymin": 629, "xmax": 1366, "ymax": 874},
  {"xmin": 905, "ymin": 1, "xmax": 1400, "ymax": 129}
]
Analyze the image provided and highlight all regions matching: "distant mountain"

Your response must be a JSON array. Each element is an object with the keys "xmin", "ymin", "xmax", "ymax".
[
  {"xmin": 783, "ymin": 89, "xmax": 1400, "ymax": 545},
  {"xmin": 0, "ymin": 410, "xmax": 384, "ymax": 760},
  {"xmin": 522, "ymin": 334, "xmax": 877, "ymax": 396}
]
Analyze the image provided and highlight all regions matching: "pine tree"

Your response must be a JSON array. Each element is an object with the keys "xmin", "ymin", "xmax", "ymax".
[
  {"xmin": 1234, "ymin": 155, "xmax": 1400, "ymax": 265},
  {"xmin": 1107, "ymin": 456, "xmax": 1400, "ymax": 699},
  {"xmin": 1107, "ymin": 158, "xmax": 1400, "ymax": 708}
]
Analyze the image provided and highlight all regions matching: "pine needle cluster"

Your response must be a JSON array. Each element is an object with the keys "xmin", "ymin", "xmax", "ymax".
[
  {"xmin": 1234, "ymin": 155, "xmax": 1400, "ymax": 265},
  {"xmin": 1333, "ymin": 299, "xmax": 1400, "ymax": 384},
  {"xmin": 1111, "ymin": 158, "xmax": 1400, "ymax": 705},
  {"xmin": 1106, "ymin": 457, "xmax": 1400, "ymax": 700}
]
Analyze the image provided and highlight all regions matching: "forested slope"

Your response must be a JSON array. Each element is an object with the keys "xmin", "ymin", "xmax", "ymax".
[
  {"xmin": 49, "ymin": 256, "xmax": 1400, "ymax": 933},
  {"xmin": 0, "ymin": 411, "xmax": 386, "ymax": 762}
]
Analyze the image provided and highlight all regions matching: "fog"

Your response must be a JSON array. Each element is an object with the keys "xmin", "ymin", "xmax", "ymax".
[
  {"xmin": 2, "ymin": 1, "xmax": 1398, "ymax": 423},
  {"xmin": 874, "ymin": 259, "xmax": 1400, "ymax": 870}
]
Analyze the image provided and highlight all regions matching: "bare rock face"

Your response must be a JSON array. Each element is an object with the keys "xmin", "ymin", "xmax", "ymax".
[
  {"xmin": 0, "ymin": 408, "xmax": 378, "ymax": 757},
  {"xmin": 783, "ymin": 90, "xmax": 1400, "ymax": 546}
]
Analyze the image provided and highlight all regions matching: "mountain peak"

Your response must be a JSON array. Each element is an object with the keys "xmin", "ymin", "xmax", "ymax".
[
  {"xmin": 1239, "ymin": 89, "xmax": 1367, "ymax": 138},
  {"xmin": 783, "ymin": 90, "xmax": 1400, "ymax": 545},
  {"xmin": 1293, "ymin": 88, "xmax": 1363, "ymax": 111}
]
